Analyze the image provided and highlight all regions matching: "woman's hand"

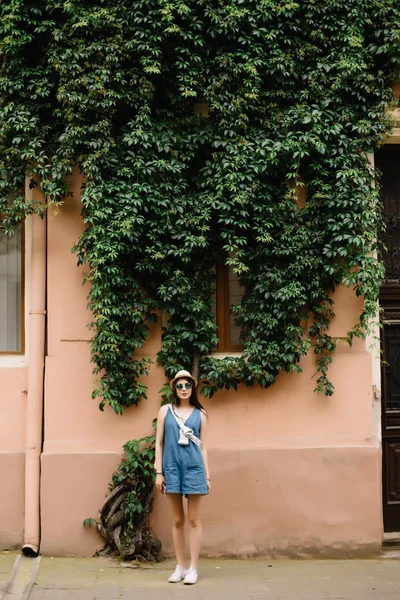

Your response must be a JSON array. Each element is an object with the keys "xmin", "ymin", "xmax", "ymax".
[{"xmin": 155, "ymin": 473, "xmax": 165, "ymax": 494}]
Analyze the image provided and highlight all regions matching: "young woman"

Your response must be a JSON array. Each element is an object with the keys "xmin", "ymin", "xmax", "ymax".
[{"xmin": 154, "ymin": 369, "xmax": 211, "ymax": 585}]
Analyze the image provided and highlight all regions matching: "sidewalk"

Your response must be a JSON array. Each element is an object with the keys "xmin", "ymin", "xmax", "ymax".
[
  {"xmin": 26, "ymin": 555, "xmax": 400, "ymax": 600},
  {"xmin": 0, "ymin": 551, "xmax": 18, "ymax": 594}
]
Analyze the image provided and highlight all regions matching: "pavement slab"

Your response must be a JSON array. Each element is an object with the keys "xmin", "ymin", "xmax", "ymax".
[
  {"xmin": 0, "ymin": 551, "xmax": 19, "ymax": 593},
  {"xmin": 26, "ymin": 556, "xmax": 400, "ymax": 600}
]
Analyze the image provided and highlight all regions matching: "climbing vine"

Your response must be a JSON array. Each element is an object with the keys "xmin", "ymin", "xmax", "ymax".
[
  {"xmin": 84, "ymin": 434, "xmax": 162, "ymax": 561},
  {"xmin": 1, "ymin": 1, "xmax": 400, "ymax": 413}
]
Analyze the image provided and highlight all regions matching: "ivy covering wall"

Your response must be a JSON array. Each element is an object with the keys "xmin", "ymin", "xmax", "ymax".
[{"xmin": 1, "ymin": 1, "xmax": 399, "ymax": 414}]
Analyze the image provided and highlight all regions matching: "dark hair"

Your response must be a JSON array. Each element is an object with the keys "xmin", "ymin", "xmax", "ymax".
[{"xmin": 172, "ymin": 378, "xmax": 207, "ymax": 415}]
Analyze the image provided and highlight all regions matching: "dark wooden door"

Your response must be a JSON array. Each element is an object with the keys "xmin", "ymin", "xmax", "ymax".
[
  {"xmin": 381, "ymin": 315, "xmax": 400, "ymax": 531},
  {"xmin": 376, "ymin": 145, "xmax": 400, "ymax": 531}
]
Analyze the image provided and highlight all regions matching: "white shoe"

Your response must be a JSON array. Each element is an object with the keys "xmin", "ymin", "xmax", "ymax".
[
  {"xmin": 184, "ymin": 567, "xmax": 198, "ymax": 585},
  {"xmin": 168, "ymin": 565, "xmax": 187, "ymax": 583}
]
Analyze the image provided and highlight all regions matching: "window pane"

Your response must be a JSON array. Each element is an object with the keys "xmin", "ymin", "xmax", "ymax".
[
  {"xmin": 375, "ymin": 146, "xmax": 400, "ymax": 281},
  {"xmin": 228, "ymin": 264, "xmax": 243, "ymax": 346},
  {"xmin": 0, "ymin": 226, "xmax": 22, "ymax": 352}
]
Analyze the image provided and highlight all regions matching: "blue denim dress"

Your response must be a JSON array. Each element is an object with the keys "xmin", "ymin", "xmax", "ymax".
[{"xmin": 162, "ymin": 406, "xmax": 208, "ymax": 496}]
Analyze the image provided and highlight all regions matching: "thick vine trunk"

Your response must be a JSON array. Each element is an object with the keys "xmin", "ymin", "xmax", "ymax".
[
  {"xmin": 95, "ymin": 481, "xmax": 162, "ymax": 562},
  {"xmin": 192, "ymin": 351, "xmax": 200, "ymax": 382}
]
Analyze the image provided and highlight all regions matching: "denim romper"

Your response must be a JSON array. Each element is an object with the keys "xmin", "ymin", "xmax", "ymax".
[{"xmin": 162, "ymin": 406, "xmax": 208, "ymax": 496}]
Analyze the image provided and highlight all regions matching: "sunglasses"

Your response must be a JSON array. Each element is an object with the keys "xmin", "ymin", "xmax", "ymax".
[{"xmin": 176, "ymin": 383, "xmax": 192, "ymax": 390}]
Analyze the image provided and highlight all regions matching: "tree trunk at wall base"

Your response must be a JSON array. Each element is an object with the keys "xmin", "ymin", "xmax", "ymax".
[{"xmin": 95, "ymin": 483, "xmax": 162, "ymax": 562}]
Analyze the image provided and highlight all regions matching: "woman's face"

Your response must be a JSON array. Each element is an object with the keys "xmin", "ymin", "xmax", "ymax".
[{"xmin": 175, "ymin": 378, "xmax": 193, "ymax": 402}]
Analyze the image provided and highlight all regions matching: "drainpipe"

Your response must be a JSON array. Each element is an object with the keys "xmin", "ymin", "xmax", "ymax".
[{"xmin": 22, "ymin": 189, "xmax": 46, "ymax": 557}]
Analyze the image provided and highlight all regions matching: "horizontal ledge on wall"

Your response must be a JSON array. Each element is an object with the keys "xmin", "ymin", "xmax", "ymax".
[
  {"xmin": 0, "ymin": 357, "xmax": 28, "ymax": 367},
  {"xmin": 60, "ymin": 338, "xmax": 91, "ymax": 342},
  {"xmin": 204, "ymin": 440, "xmax": 379, "ymax": 451},
  {"xmin": 42, "ymin": 438, "xmax": 378, "ymax": 454},
  {"xmin": 207, "ymin": 352, "xmax": 243, "ymax": 359}
]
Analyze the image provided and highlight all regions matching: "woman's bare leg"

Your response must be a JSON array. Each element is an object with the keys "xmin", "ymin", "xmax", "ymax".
[
  {"xmin": 167, "ymin": 494, "xmax": 186, "ymax": 567},
  {"xmin": 187, "ymin": 495, "xmax": 202, "ymax": 570}
]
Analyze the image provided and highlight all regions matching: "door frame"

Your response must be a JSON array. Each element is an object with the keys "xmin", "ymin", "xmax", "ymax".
[{"xmin": 377, "ymin": 136, "xmax": 400, "ymax": 532}]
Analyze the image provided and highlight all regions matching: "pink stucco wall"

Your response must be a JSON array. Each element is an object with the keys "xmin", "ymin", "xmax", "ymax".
[
  {"xmin": 0, "ymin": 170, "xmax": 382, "ymax": 556},
  {"xmin": 37, "ymin": 172, "xmax": 382, "ymax": 557}
]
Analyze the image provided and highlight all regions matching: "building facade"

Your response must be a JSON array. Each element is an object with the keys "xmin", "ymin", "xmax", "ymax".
[{"xmin": 1, "ymin": 112, "xmax": 400, "ymax": 558}]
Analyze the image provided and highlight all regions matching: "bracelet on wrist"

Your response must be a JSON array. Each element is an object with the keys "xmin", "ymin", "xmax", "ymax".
[{"xmin": 156, "ymin": 472, "xmax": 163, "ymax": 475}]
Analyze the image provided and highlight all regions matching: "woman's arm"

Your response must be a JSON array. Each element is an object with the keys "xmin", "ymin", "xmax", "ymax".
[
  {"xmin": 200, "ymin": 411, "xmax": 211, "ymax": 492},
  {"xmin": 154, "ymin": 405, "xmax": 168, "ymax": 493}
]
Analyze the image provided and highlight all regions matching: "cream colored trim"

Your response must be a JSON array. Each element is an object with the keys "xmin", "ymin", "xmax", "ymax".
[
  {"xmin": 208, "ymin": 352, "xmax": 243, "ymax": 359},
  {"xmin": 366, "ymin": 152, "xmax": 382, "ymax": 448}
]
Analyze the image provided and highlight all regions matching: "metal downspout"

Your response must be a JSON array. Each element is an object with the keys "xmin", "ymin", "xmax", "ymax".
[{"xmin": 22, "ymin": 190, "xmax": 46, "ymax": 557}]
